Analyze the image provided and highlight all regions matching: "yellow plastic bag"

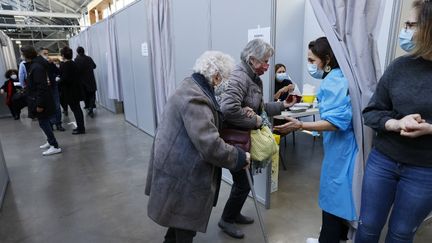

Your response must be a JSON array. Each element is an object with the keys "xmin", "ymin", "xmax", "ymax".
[{"xmin": 250, "ymin": 125, "xmax": 278, "ymax": 162}]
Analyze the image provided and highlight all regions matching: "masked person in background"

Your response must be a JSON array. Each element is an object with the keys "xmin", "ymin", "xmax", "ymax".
[
  {"xmin": 274, "ymin": 63, "xmax": 294, "ymax": 101},
  {"xmin": 145, "ymin": 51, "xmax": 250, "ymax": 243},
  {"xmin": 274, "ymin": 37, "xmax": 358, "ymax": 243},
  {"xmin": 1, "ymin": 69, "xmax": 21, "ymax": 120},
  {"xmin": 356, "ymin": 1, "xmax": 432, "ymax": 242}
]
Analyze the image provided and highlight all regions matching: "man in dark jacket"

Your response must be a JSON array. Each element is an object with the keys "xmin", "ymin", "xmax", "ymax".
[
  {"xmin": 75, "ymin": 46, "xmax": 97, "ymax": 118},
  {"xmin": 59, "ymin": 46, "xmax": 85, "ymax": 134},
  {"xmin": 21, "ymin": 45, "xmax": 61, "ymax": 156},
  {"xmin": 39, "ymin": 47, "xmax": 65, "ymax": 131}
]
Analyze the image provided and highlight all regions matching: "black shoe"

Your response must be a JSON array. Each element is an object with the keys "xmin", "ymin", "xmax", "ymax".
[
  {"xmin": 234, "ymin": 214, "xmax": 254, "ymax": 224},
  {"xmin": 56, "ymin": 125, "xmax": 66, "ymax": 131},
  {"xmin": 218, "ymin": 218, "xmax": 244, "ymax": 239},
  {"xmin": 13, "ymin": 115, "xmax": 20, "ymax": 120},
  {"xmin": 88, "ymin": 111, "xmax": 94, "ymax": 118},
  {"xmin": 72, "ymin": 129, "xmax": 85, "ymax": 135}
]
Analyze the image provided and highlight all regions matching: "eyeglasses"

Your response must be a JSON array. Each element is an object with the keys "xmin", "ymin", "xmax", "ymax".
[{"xmin": 405, "ymin": 21, "xmax": 417, "ymax": 29}]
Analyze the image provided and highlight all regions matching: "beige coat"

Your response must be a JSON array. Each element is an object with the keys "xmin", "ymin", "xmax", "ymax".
[{"xmin": 145, "ymin": 75, "xmax": 246, "ymax": 232}]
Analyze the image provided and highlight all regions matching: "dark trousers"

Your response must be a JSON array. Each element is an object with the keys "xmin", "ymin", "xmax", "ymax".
[
  {"xmin": 221, "ymin": 168, "xmax": 252, "ymax": 222},
  {"xmin": 69, "ymin": 100, "xmax": 85, "ymax": 131},
  {"xmin": 318, "ymin": 211, "xmax": 349, "ymax": 243},
  {"xmin": 163, "ymin": 227, "xmax": 196, "ymax": 243},
  {"xmin": 84, "ymin": 90, "xmax": 96, "ymax": 110},
  {"xmin": 38, "ymin": 118, "xmax": 58, "ymax": 148},
  {"xmin": 60, "ymin": 92, "xmax": 68, "ymax": 114},
  {"xmin": 50, "ymin": 85, "xmax": 62, "ymax": 125},
  {"xmin": 8, "ymin": 104, "xmax": 20, "ymax": 118}
]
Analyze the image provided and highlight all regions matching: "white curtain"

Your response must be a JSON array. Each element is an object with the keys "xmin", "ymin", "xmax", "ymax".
[
  {"xmin": 146, "ymin": 0, "xmax": 176, "ymax": 124},
  {"xmin": 0, "ymin": 31, "xmax": 17, "ymax": 70},
  {"xmin": 310, "ymin": 0, "xmax": 385, "ymax": 225},
  {"xmin": 106, "ymin": 17, "xmax": 123, "ymax": 101}
]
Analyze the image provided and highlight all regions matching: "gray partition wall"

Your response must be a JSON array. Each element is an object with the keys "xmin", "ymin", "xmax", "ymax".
[
  {"xmin": 0, "ymin": 138, "xmax": 9, "ymax": 208},
  {"xmin": 69, "ymin": 0, "xmax": 156, "ymax": 136}
]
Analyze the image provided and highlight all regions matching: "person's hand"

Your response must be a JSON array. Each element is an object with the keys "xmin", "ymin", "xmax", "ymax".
[
  {"xmin": 244, "ymin": 152, "xmax": 251, "ymax": 169},
  {"xmin": 273, "ymin": 117, "xmax": 302, "ymax": 134},
  {"xmin": 0, "ymin": 89, "xmax": 4, "ymax": 95},
  {"xmin": 400, "ymin": 122, "xmax": 432, "ymax": 138},
  {"xmin": 256, "ymin": 115, "xmax": 263, "ymax": 127},
  {"xmin": 284, "ymin": 84, "xmax": 295, "ymax": 93},
  {"xmin": 385, "ymin": 114, "xmax": 424, "ymax": 132},
  {"xmin": 243, "ymin": 106, "xmax": 255, "ymax": 118},
  {"xmin": 55, "ymin": 76, "xmax": 60, "ymax": 82},
  {"xmin": 36, "ymin": 107, "xmax": 44, "ymax": 113},
  {"xmin": 283, "ymin": 98, "xmax": 297, "ymax": 108}
]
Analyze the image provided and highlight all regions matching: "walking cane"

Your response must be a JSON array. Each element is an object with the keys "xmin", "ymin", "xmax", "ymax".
[{"xmin": 245, "ymin": 168, "xmax": 269, "ymax": 243}]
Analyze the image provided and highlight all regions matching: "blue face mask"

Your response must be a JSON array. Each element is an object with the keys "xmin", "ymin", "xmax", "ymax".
[
  {"xmin": 307, "ymin": 63, "xmax": 324, "ymax": 79},
  {"xmin": 399, "ymin": 28, "xmax": 415, "ymax": 52},
  {"xmin": 276, "ymin": 72, "xmax": 290, "ymax": 82}
]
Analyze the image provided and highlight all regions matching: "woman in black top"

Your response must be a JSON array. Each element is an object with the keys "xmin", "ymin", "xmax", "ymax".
[
  {"xmin": 1, "ymin": 69, "xmax": 20, "ymax": 119},
  {"xmin": 273, "ymin": 63, "xmax": 294, "ymax": 101},
  {"xmin": 356, "ymin": 1, "xmax": 432, "ymax": 242}
]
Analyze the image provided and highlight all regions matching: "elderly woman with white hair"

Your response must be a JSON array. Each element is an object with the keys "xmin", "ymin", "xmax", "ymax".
[
  {"xmin": 217, "ymin": 39, "xmax": 295, "ymax": 239},
  {"xmin": 145, "ymin": 50, "xmax": 251, "ymax": 243}
]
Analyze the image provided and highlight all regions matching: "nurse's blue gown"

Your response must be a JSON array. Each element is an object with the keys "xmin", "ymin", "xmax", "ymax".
[{"xmin": 316, "ymin": 68, "xmax": 358, "ymax": 221}]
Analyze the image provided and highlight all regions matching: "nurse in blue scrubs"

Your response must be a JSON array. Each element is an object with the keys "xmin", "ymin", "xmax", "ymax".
[{"xmin": 274, "ymin": 37, "xmax": 358, "ymax": 243}]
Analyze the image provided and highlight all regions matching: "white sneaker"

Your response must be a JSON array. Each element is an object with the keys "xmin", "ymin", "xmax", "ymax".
[
  {"xmin": 42, "ymin": 146, "xmax": 62, "ymax": 156},
  {"xmin": 306, "ymin": 238, "xmax": 319, "ymax": 243},
  {"xmin": 39, "ymin": 142, "xmax": 50, "ymax": 149}
]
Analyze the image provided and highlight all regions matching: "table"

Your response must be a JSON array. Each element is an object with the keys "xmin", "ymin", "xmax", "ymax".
[
  {"xmin": 273, "ymin": 108, "xmax": 320, "ymax": 170},
  {"xmin": 274, "ymin": 108, "xmax": 319, "ymax": 119}
]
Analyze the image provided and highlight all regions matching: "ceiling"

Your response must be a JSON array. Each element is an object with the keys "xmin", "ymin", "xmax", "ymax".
[{"xmin": 0, "ymin": 0, "xmax": 90, "ymax": 52}]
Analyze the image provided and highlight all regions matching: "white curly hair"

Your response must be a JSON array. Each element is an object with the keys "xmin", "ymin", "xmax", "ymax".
[{"xmin": 193, "ymin": 51, "xmax": 235, "ymax": 84}]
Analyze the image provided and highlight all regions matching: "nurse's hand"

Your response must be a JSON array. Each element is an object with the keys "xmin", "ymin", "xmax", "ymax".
[{"xmin": 274, "ymin": 117, "xmax": 302, "ymax": 134}]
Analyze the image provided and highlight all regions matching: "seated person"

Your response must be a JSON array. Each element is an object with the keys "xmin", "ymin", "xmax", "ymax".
[{"xmin": 274, "ymin": 63, "xmax": 300, "ymax": 101}]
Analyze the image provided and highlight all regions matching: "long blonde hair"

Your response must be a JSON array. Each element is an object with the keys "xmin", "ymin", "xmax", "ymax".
[{"xmin": 412, "ymin": 0, "xmax": 432, "ymax": 58}]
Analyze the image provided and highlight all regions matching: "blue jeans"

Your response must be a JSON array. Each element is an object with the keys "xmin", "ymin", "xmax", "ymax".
[
  {"xmin": 355, "ymin": 149, "xmax": 432, "ymax": 243},
  {"xmin": 39, "ymin": 118, "xmax": 58, "ymax": 148}
]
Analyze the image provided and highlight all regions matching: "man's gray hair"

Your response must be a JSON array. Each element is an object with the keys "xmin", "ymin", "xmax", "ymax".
[
  {"xmin": 240, "ymin": 39, "xmax": 274, "ymax": 63},
  {"xmin": 193, "ymin": 51, "xmax": 235, "ymax": 83}
]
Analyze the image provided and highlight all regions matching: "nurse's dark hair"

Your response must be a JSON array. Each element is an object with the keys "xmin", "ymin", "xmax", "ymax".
[
  {"xmin": 308, "ymin": 37, "xmax": 339, "ymax": 69},
  {"xmin": 412, "ymin": 0, "xmax": 432, "ymax": 58}
]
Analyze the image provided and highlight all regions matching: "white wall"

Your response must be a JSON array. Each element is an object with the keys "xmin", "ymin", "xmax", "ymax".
[
  {"xmin": 301, "ymin": 0, "xmax": 325, "ymax": 90},
  {"xmin": 275, "ymin": 0, "xmax": 306, "ymax": 92}
]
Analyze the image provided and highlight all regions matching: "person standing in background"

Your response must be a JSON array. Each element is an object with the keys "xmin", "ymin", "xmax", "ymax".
[
  {"xmin": 59, "ymin": 46, "xmax": 85, "ymax": 135},
  {"xmin": 75, "ymin": 46, "xmax": 97, "ymax": 118},
  {"xmin": 18, "ymin": 59, "xmax": 27, "ymax": 88},
  {"xmin": 48, "ymin": 58, "xmax": 66, "ymax": 132},
  {"xmin": 21, "ymin": 45, "xmax": 61, "ymax": 156}
]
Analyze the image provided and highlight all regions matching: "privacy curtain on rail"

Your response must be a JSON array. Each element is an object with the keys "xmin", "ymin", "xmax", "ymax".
[
  {"xmin": 310, "ymin": 0, "xmax": 385, "ymax": 225},
  {"xmin": 146, "ymin": 0, "xmax": 176, "ymax": 124},
  {"xmin": 106, "ymin": 16, "xmax": 123, "ymax": 101}
]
